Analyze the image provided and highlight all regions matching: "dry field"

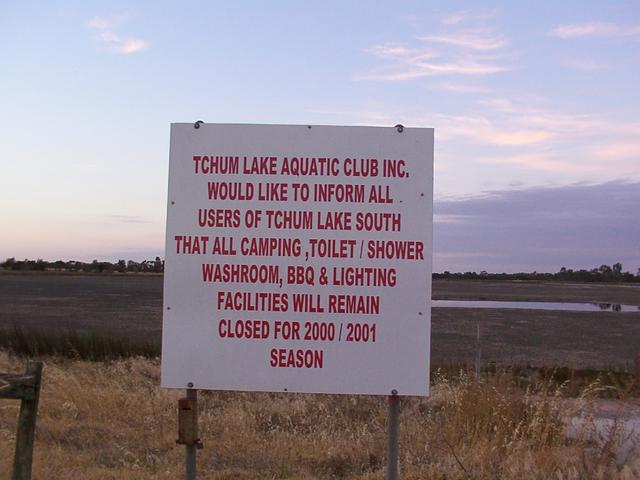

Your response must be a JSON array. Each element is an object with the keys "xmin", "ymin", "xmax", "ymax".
[
  {"xmin": 1, "ymin": 273, "xmax": 639, "ymax": 368},
  {"xmin": 1, "ymin": 352, "xmax": 639, "ymax": 479},
  {"xmin": 1, "ymin": 273, "xmax": 639, "ymax": 477}
]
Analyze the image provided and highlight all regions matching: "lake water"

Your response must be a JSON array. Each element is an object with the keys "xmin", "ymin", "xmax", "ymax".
[{"xmin": 432, "ymin": 300, "xmax": 640, "ymax": 312}]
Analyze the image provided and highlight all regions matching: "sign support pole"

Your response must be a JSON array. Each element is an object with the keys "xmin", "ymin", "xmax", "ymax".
[
  {"xmin": 475, "ymin": 321, "xmax": 481, "ymax": 382},
  {"xmin": 386, "ymin": 391, "xmax": 400, "ymax": 480},
  {"xmin": 186, "ymin": 389, "xmax": 197, "ymax": 480},
  {"xmin": 177, "ymin": 388, "xmax": 201, "ymax": 480}
]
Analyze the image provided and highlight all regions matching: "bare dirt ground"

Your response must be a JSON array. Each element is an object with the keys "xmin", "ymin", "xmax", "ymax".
[
  {"xmin": 434, "ymin": 279, "xmax": 640, "ymax": 368},
  {"xmin": 0, "ymin": 272, "xmax": 163, "ymax": 341},
  {"xmin": 434, "ymin": 278, "xmax": 640, "ymax": 305},
  {"xmin": 1, "ymin": 273, "xmax": 639, "ymax": 368}
]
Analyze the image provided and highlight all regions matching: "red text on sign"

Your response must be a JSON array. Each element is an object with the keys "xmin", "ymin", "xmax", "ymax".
[
  {"xmin": 175, "ymin": 235, "xmax": 208, "ymax": 255},
  {"xmin": 274, "ymin": 321, "xmax": 300, "ymax": 339},
  {"xmin": 218, "ymin": 319, "xmax": 270, "ymax": 339},
  {"xmin": 270, "ymin": 348, "xmax": 324, "ymax": 368}
]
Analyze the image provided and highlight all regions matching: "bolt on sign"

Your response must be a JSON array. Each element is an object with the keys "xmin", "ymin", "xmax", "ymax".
[{"xmin": 161, "ymin": 123, "xmax": 433, "ymax": 396}]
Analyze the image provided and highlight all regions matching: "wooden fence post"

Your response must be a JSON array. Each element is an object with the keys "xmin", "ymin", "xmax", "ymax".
[{"xmin": 0, "ymin": 361, "xmax": 43, "ymax": 480}]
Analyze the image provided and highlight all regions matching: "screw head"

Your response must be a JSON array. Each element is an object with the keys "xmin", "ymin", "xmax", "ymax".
[
  {"xmin": 391, "ymin": 389, "xmax": 398, "ymax": 395},
  {"xmin": 187, "ymin": 382, "xmax": 194, "ymax": 388},
  {"xmin": 395, "ymin": 124, "xmax": 404, "ymax": 133},
  {"xmin": 194, "ymin": 120, "xmax": 204, "ymax": 129}
]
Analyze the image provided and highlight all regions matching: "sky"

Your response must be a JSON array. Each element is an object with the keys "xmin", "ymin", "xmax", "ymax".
[{"xmin": 1, "ymin": 1, "xmax": 639, "ymax": 272}]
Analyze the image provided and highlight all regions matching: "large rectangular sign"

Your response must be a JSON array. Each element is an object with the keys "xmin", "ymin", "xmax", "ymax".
[{"xmin": 161, "ymin": 123, "xmax": 433, "ymax": 395}]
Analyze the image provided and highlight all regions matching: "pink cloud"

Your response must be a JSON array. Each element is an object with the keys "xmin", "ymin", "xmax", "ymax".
[
  {"xmin": 87, "ymin": 14, "xmax": 148, "ymax": 55},
  {"xmin": 550, "ymin": 22, "xmax": 640, "ymax": 39}
]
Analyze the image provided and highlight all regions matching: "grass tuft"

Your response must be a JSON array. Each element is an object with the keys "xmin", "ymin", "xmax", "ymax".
[{"xmin": 0, "ymin": 326, "xmax": 159, "ymax": 360}]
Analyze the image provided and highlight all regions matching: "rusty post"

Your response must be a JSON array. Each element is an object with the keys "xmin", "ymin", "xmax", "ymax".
[{"xmin": 177, "ymin": 389, "xmax": 201, "ymax": 480}]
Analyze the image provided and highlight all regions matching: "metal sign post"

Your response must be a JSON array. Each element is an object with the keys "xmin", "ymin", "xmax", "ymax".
[
  {"xmin": 387, "ymin": 391, "xmax": 400, "ymax": 480},
  {"xmin": 475, "ymin": 321, "xmax": 481, "ymax": 382},
  {"xmin": 177, "ymin": 388, "xmax": 202, "ymax": 480}
]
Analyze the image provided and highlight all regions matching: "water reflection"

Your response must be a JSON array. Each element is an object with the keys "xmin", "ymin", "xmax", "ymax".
[
  {"xmin": 432, "ymin": 300, "xmax": 640, "ymax": 312},
  {"xmin": 598, "ymin": 303, "xmax": 622, "ymax": 312}
]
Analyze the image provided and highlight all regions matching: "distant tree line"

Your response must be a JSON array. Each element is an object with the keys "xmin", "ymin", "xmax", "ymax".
[
  {"xmin": 434, "ymin": 262, "xmax": 640, "ymax": 283},
  {"xmin": 0, "ymin": 257, "xmax": 164, "ymax": 274}
]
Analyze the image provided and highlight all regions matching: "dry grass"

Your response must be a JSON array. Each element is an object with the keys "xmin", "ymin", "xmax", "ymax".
[
  {"xmin": 1, "ymin": 352, "xmax": 638, "ymax": 479},
  {"xmin": 0, "ymin": 327, "xmax": 159, "ymax": 360}
]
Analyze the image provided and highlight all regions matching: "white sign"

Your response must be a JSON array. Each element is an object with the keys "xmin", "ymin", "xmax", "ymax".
[{"xmin": 161, "ymin": 123, "xmax": 433, "ymax": 396}]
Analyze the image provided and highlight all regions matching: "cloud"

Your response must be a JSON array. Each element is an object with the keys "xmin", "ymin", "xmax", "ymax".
[
  {"xmin": 367, "ymin": 43, "xmax": 422, "ymax": 59},
  {"xmin": 434, "ymin": 213, "xmax": 471, "ymax": 224},
  {"xmin": 443, "ymin": 95, "xmax": 637, "ymax": 140},
  {"xmin": 359, "ymin": 12, "xmax": 510, "ymax": 82},
  {"xmin": 87, "ymin": 14, "xmax": 148, "ymax": 54},
  {"xmin": 307, "ymin": 94, "xmax": 640, "ymax": 180},
  {"xmin": 358, "ymin": 61, "xmax": 507, "ymax": 81},
  {"xmin": 305, "ymin": 107, "xmax": 395, "ymax": 126},
  {"xmin": 439, "ymin": 9, "xmax": 497, "ymax": 26},
  {"xmin": 359, "ymin": 42, "xmax": 509, "ymax": 81},
  {"xmin": 427, "ymin": 81, "xmax": 489, "ymax": 93},
  {"xmin": 107, "ymin": 215, "xmax": 153, "ymax": 224},
  {"xmin": 478, "ymin": 97, "xmax": 515, "ymax": 112},
  {"xmin": 441, "ymin": 13, "xmax": 465, "ymax": 26},
  {"xmin": 433, "ymin": 181, "xmax": 640, "ymax": 272},
  {"xmin": 417, "ymin": 30, "xmax": 507, "ymax": 50},
  {"xmin": 550, "ymin": 22, "xmax": 640, "ymax": 39},
  {"xmin": 71, "ymin": 163, "xmax": 107, "ymax": 170},
  {"xmin": 87, "ymin": 17, "xmax": 113, "ymax": 30},
  {"xmin": 434, "ymin": 113, "xmax": 553, "ymax": 146},
  {"xmin": 565, "ymin": 58, "xmax": 608, "ymax": 71},
  {"xmin": 593, "ymin": 142, "xmax": 640, "ymax": 160},
  {"xmin": 477, "ymin": 154, "xmax": 608, "ymax": 174},
  {"xmin": 430, "ymin": 97, "xmax": 640, "ymax": 175},
  {"xmin": 119, "ymin": 39, "xmax": 147, "ymax": 54}
]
